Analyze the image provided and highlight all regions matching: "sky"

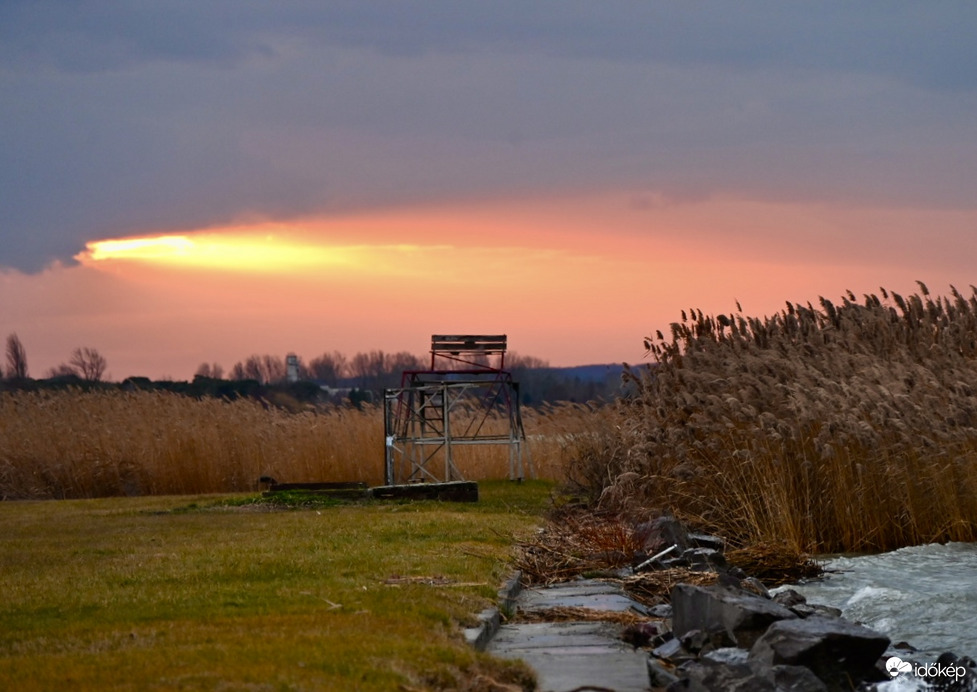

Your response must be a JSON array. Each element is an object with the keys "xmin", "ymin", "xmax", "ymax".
[{"xmin": 2, "ymin": 1, "xmax": 977, "ymax": 380}]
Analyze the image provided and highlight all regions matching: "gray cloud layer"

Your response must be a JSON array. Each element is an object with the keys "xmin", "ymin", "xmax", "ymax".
[{"xmin": 3, "ymin": 1, "xmax": 977, "ymax": 271}]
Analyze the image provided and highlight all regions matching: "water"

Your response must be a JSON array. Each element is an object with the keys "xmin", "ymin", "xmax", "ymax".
[{"xmin": 782, "ymin": 542, "xmax": 977, "ymax": 661}]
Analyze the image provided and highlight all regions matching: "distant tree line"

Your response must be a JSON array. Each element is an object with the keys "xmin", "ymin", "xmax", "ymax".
[
  {"xmin": 212, "ymin": 350, "xmax": 623, "ymax": 404},
  {"xmin": 3, "ymin": 333, "xmax": 109, "ymax": 385},
  {"xmin": 2, "ymin": 335, "xmax": 624, "ymax": 406}
]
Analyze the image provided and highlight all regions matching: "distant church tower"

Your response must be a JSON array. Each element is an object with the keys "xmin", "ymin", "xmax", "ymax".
[{"xmin": 286, "ymin": 353, "xmax": 299, "ymax": 383}]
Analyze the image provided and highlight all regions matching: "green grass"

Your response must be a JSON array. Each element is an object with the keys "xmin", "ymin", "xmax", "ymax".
[{"xmin": 0, "ymin": 481, "xmax": 554, "ymax": 691}]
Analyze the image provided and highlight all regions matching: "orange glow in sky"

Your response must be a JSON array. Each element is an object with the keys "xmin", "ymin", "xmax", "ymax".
[{"xmin": 9, "ymin": 191, "xmax": 977, "ymax": 381}]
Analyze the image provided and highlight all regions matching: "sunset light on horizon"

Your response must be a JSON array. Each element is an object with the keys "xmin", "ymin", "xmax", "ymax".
[
  {"xmin": 80, "ymin": 232, "xmax": 364, "ymax": 274},
  {"xmin": 8, "ymin": 190, "xmax": 977, "ymax": 381}
]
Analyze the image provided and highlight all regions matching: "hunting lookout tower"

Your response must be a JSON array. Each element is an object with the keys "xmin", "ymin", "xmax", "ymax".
[{"xmin": 382, "ymin": 335, "xmax": 528, "ymax": 485}]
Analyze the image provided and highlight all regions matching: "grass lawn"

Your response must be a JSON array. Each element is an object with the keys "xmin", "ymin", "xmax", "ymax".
[{"xmin": 0, "ymin": 481, "xmax": 554, "ymax": 691}]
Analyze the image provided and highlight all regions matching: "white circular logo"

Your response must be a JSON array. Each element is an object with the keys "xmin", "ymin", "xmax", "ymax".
[{"xmin": 886, "ymin": 656, "xmax": 913, "ymax": 677}]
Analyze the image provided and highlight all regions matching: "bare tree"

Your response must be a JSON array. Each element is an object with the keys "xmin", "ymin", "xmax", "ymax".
[
  {"xmin": 229, "ymin": 361, "xmax": 246, "ymax": 381},
  {"xmin": 348, "ymin": 350, "xmax": 388, "ymax": 383},
  {"xmin": 69, "ymin": 347, "xmax": 108, "ymax": 382},
  {"xmin": 308, "ymin": 350, "xmax": 349, "ymax": 385},
  {"xmin": 260, "ymin": 354, "xmax": 287, "ymax": 383},
  {"xmin": 348, "ymin": 350, "xmax": 424, "ymax": 390},
  {"xmin": 241, "ymin": 355, "xmax": 265, "ymax": 382},
  {"xmin": 5, "ymin": 333, "xmax": 28, "ymax": 379},
  {"xmin": 387, "ymin": 351, "xmax": 425, "ymax": 374},
  {"xmin": 46, "ymin": 363, "xmax": 78, "ymax": 378},
  {"xmin": 507, "ymin": 353, "xmax": 549, "ymax": 370},
  {"xmin": 195, "ymin": 362, "xmax": 224, "ymax": 379},
  {"xmin": 229, "ymin": 354, "xmax": 286, "ymax": 384}
]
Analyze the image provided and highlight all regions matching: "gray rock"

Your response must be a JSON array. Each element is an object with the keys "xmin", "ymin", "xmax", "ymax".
[
  {"xmin": 701, "ymin": 647, "xmax": 750, "ymax": 667},
  {"xmin": 768, "ymin": 664, "xmax": 829, "ymax": 692},
  {"xmin": 671, "ymin": 583, "xmax": 798, "ymax": 649},
  {"xmin": 667, "ymin": 657, "xmax": 830, "ymax": 692},
  {"xmin": 648, "ymin": 657, "xmax": 682, "ymax": 688},
  {"xmin": 649, "ymin": 603, "xmax": 673, "ymax": 618},
  {"xmin": 773, "ymin": 588, "xmax": 808, "ymax": 608},
  {"xmin": 683, "ymin": 547, "xmax": 727, "ymax": 572},
  {"xmin": 688, "ymin": 533, "xmax": 726, "ymax": 552},
  {"xmin": 671, "ymin": 660, "xmax": 755, "ymax": 691},
  {"xmin": 636, "ymin": 515, "xmax": 691, "ymax": 552},
  {"xmin": 660, "ymin": 556, "xmax": 691, "ymax": 569},
  {"xmin": 749, "ymin": 615, "xmax": 890, "ymax": 689},
  {"xmin": 926, "ymin": 652, "xmax": 977, "ymax": 692},
  {"xmin": 683, "ymin": 629, "xmax": 751, "ymax": 657},
  {"xmin": 789, "ymin": 602, "xmax": 843, "ymax": 619},
  {"xmin": 740, "ymin": 576, "xmax": 771, "ymax": 599},
  {"xmin": 670, "ymin": 657, "xmax": 765, "ymax": 691},
  {"xmin": 653, "ymin": 635, "xmax": 694, "ymax": 663}
]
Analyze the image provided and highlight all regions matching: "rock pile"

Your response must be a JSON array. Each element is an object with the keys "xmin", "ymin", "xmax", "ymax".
[
  {"xmin": 508, "ymin": 511, "xmax": 976, "ymax": 690},
  {"xmin": 633, "ymin": 517, "xmax": 977, "ymax": 692}
]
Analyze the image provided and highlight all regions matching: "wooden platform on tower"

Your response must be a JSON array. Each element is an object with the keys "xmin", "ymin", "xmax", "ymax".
[{"xmin": 383, "ymin": 335, "xmax": 529, "ymax": 485}]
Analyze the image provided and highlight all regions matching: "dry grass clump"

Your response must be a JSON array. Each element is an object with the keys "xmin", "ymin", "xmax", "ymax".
[
  {"xmin": 725, "ymin": 542, "xmax": 823, "ymax": 586},
  {"xmin": 513, "ymin": 606, "xmax": 652, "ymax": 625},
  {"xmin": 514, "ymin": 509, "xmax": 640, "ymax": 585},
  {"xmin": 568, "ymin": 283, "xmax": 977, "ymax": 554},
  {"xmin": 0, "ymin": 390, "xmax": 581, "ymax": 499},
  {"xmin": 620, "ymin": 571, "xmax": 718, "ymax": 605},
  {"xmin": 511, "ymin": 510, "xmax": 726, "ymax": 605}
]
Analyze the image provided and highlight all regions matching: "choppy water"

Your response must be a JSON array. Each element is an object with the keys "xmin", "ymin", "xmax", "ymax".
[{"xmin": 783, "ymin": 542, "xmax": 977, "ymax": 661}]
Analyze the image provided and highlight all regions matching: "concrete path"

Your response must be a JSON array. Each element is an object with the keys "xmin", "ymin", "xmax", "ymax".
[{"xmin": 486, "ymin": 579, "xmax": 653, "ymax": 692}]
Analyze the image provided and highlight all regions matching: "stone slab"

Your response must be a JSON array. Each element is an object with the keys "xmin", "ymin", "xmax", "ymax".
[
  {"xmin": 517, "ymin": 580, "xmax": 649, "ymax": 615},
  {"xmin": 488, "ymin": 621, "xmax": 651, "ymax": 692}
]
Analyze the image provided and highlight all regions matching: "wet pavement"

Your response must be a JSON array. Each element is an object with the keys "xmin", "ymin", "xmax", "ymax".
[{"xmin": 485, "ymin": 579, "xmax": 654, "ymax": 692}]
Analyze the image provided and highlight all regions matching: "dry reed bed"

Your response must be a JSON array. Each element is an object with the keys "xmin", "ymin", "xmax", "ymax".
[
  {"xmin": 0, "ymin": 391, "xmax": 587, "ymax": 499},
  {"xmin": 0, "ymin": 391, "xmax": 384, "ymax": 498},
  {"xmin": 565, "ymin": 284, "xmax": 977, "ymax": 554}
]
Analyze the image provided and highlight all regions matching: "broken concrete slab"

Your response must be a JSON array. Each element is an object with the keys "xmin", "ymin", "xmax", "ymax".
[
  {"xmin": 487, "ymin": 577, "xmax": 659, "ymax": 691},
  {"xmin": 488, "ymin": 621, "xmax": 651, "ymax": 692},
  {"xmin": 464, "ymin": 571, "xmax": 523, "ymax": 652},
  {"xmin": 517, "ymin": 579, "xmax": 650, "ymax": 615}
]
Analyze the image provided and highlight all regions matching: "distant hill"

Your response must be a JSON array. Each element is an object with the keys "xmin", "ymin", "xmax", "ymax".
[
  {"xmin": 508, "ymin": 363, "xmax": 628, "ymax": 405},
  {"xmin": 539, "ymin": 363, "xmax": 626, "ymax": 382}
]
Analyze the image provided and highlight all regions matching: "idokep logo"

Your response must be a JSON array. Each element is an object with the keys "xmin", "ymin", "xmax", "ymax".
[
  {"xmin": 886, "ymin": 656, "xmax": 968, "ymax": 683},
  {"xmin": 885, "ymin": 657, "xmax": 912, "ymax": 676}
]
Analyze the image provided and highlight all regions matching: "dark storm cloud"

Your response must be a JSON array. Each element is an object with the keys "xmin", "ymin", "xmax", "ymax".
[
  {"xmin": 2, "ymin": 1, "xmax": 977, "ymax": 271},
  {"xmin": 7, "ymin": 2, "xmax": 973, "ymax": 87}
]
